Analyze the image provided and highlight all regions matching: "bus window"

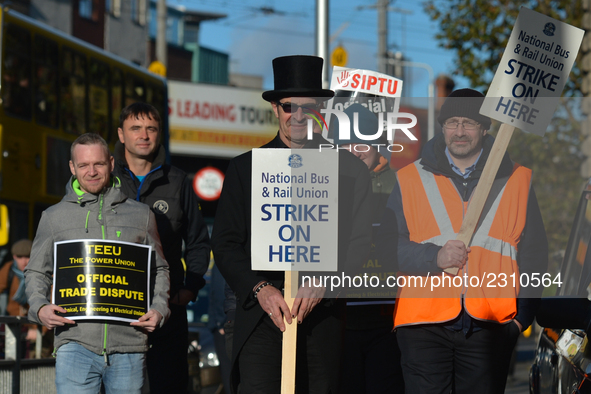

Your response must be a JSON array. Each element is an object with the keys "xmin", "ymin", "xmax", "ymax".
[
  {"xmin": 2, "ymin": 24, "xmax": 32, "ymax": 119},
  {"xmin": 125, "ymin": 75, "xmax": 145, "ymax": 106},
  {"xmin": 45, "ymin": 135, "xmax": 72, "ymax": 197},
  {"xmin": 33, "ymin": 36, "xmax": 59, "ymax": 128},
  {"xmin": 61, "ymin": 48, "xmax": 87, "ymax": 135},
  {"xmin": 146, "ymin": 85, "xmax": 154, "ymax": 105},
  {"xmin": 111, "ymin": 68, "xmax": 123, "ymax": 144},
  {"xmin": 146, "ymin": 84, "xmax": 166, "ymax": 129},
  {"xmin": 146, "ymin": 84, "xmax": 165, "ymax": 115},
  {"xmin": 89, "ymin": 58, "xmax": 110, "ymax": 139}
]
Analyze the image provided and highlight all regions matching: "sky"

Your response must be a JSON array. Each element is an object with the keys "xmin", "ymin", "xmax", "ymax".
[{"xmin": 168, "ymin": 0, "xmax": 470, "ymax": 105}]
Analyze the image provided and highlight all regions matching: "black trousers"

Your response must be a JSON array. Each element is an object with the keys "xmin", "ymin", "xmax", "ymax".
[
  {"xmin": 396, "ymin": 323, "xmax": 520, "ymax": 394},
  {"xmin": 342, "ymin": 327, "xmax": 405, "ymax": 394},
  {"xmin": 213, "ymin": 327, "xmax": 232, "ymax": 394},
  {"xmin": 147, "ymin": 304, "xmax": 189, "ymax": 394},
  {"xmin": 238, "ymin": 302, "xmax": 344, "ymax": 394}
]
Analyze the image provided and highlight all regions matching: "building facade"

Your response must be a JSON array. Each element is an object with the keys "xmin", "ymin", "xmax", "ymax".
[{"xmin": 20, "ymin": 0, "xmax": 227, "ymax": 81}]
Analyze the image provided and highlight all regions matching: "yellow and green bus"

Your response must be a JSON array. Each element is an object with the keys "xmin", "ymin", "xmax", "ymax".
[{"xmin": 0, "ymin": 6, "xmax": 168, "ymax": 257}]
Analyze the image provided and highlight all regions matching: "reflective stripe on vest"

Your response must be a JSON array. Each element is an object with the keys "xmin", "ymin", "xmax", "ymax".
[
  {"xmin": 418, "ymin": 163, "xmax": 517, "ymax": 260},
  {"xmin": 393, "ymin": 161, "xmax": 531, "ymax": 328}
]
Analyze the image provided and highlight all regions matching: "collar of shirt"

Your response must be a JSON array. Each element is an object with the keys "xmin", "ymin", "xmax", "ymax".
[{"xmin": 445, "ymin": 147, "xmax": 483, "ymax": 179}]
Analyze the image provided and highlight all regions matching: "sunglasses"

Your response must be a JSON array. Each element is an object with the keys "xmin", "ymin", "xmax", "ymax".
[{"xmin": 276, "ymin": 101, "xmax": 322, "ymax": 114}]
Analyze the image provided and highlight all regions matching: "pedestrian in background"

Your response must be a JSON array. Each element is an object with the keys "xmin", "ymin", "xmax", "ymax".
[
  {"xmin": 333, "ymin": 103, "xmax": 404, "ymax": 393},
  {"xmin": 0, "ymin": 239, "xmax": 33, "ymax": 317}
]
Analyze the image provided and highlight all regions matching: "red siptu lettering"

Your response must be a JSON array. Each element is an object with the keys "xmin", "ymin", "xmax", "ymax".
[
  {"xmin": 345, "ymin": 74, "xmax": 399, "ymax": 95},
  {"xmin": 366, "ymin": 76, "xmax": 378, "ymax": 89}
]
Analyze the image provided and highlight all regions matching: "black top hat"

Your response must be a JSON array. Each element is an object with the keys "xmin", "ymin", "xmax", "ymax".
[{"xmin": 262, "ymin": 55, "xmax": 335, "ymax": 102}]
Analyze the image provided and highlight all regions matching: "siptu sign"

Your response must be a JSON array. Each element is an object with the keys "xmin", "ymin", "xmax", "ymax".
[{"xmin": 480, "ymin": 7, "xmax": 584, "ymax": 135}]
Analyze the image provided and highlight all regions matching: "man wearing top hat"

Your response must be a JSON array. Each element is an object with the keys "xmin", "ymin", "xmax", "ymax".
[{"xmin": 212, "ymin": 55, "xmax": 373, "ymax": 393}]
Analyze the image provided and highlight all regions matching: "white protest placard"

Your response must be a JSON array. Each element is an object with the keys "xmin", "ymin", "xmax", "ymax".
[
  {"xmin": 251, "ymin": 149, "xmax": 339, "ymax": 272},
  {"xmin": 324, "ymin": 67, "xmax": 404, "ymax": 137},
  {"xmin": 329, "ymin": 66, "xmax": 403, "ymax": 99},
  {"xmin": 445, "ymin": 8, "xmax": 584, "ymax": 276},
  {"xmin": 480, "ymin": 7, "xmax": 584, "ymax": 135}
]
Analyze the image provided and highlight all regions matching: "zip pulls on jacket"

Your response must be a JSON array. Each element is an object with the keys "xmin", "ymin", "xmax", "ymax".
[
  {"xmin": 73, "ymin": 178, "xmax": 112, "ymax": 364},
  {"xmin": 98, "ymin": 191, "xmax": 109, "ymax": 364}
]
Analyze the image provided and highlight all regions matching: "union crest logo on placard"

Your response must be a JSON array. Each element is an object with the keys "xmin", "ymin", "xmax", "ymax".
[
  {"xmin": 288, "ymin": 154, "xmax": 303, "ymax": 168},
  {"xmin": 543, "ymin": 22, "xmax": 555, "ymax": 36}
]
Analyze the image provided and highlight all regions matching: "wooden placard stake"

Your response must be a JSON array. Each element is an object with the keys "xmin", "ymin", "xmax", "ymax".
[
  {"xmin": 281, "ymin": 270, "xmax": 298, "ymax": 393},
  {"xmin": 445, "ymin": 123, "xmax": 515, "ymax": 275}
]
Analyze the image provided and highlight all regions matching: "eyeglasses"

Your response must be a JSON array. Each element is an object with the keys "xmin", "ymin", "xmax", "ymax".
[
  {"xmin": 443, "ymin": 120, "xmax": 480, "ymax": 131},
  {"xmin": 276, "ymin": 101, "xmax": 321, "ymax": 114}
]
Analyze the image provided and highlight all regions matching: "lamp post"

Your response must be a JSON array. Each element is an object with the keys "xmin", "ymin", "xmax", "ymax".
[{"xmin": 387, "ymin": 58, "xmax": 435, "ymax": 140}]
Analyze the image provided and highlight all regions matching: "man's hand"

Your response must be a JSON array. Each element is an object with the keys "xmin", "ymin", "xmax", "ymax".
[
  {"xmin": 291, "ymin": 280, "xmax": 326, "ymax": 324},
  {"xmin": 38, "ymin": 304, "xmax": 76, "ymax": 329},
  {"xmin": 337, "ymin": 70, "xmax": 350, "ymax": 87},
  {"xmin": 256, "ymin": 285, "xmax": 292, "ymax": 332},
  {"xmin": 130, "ymin": 309, "xmax": 163, "ymax": 332},
  {"xmin": 437, "ymin": 240, "xmax": 470, "ymax": 270},
  {"xmin": 170, "ymin": 289, "xmax": 195, "ymax": 306}
]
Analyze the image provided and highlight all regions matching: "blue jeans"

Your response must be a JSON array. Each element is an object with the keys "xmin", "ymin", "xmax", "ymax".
[{"xmin": 55, "ymin": 342, "xmax": 145, "ymax": 394}]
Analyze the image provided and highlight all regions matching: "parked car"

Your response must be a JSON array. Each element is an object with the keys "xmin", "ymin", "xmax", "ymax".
[{"xmin": 530, "ymin": 179, "xmax": 591, "ymax": 393}]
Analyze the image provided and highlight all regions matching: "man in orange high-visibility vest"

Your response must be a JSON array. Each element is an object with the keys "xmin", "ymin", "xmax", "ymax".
[{"xmin": 376, "ymin": 89, "xmax": 548, "ymax": 394}]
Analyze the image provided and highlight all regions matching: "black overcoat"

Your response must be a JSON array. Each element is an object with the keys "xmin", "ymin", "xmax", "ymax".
[{"xmin": 211, "ymin": 132, "xmax": 372, "ymax": 391}]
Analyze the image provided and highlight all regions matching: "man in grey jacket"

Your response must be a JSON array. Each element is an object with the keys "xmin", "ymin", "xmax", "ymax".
[{"xmin": 25, "ymin": 133, "xmax": 170, "ymax": 393}]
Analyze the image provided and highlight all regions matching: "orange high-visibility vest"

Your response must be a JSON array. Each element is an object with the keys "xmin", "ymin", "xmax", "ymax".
[{"xmin": 393, "ymin": 161, "xmax": 531, "ymax": 328}]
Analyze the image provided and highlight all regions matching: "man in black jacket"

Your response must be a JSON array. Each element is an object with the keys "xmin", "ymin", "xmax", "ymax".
[
  {"xmin": 212, "ymin": 55, "xmax": 373, "ymax": 393},
  {"xmin": 333, "ymin": 103, "xmax": 404, "ymax": 394},
  {"xmin": 113, "ymin": 103, "xmax": 210, "ymax": 394}
]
